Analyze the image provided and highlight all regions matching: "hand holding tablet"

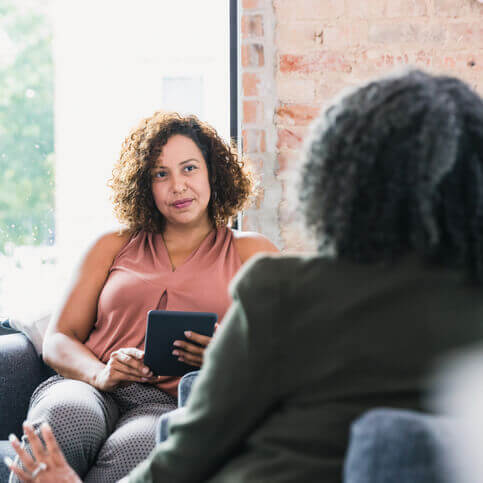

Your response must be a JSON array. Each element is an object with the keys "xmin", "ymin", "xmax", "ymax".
[
  {"xmin": 173, "ymin": 330, "xmax": 212, "ymax": 367},
  {"xmin": 144, "ymin": 310, "xmax": 217, "ymax": 377}
]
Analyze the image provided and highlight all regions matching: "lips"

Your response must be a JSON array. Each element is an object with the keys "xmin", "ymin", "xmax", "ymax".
[{"xmin": 172, "ymin": 198, "xmax": 193, "ymax": 209}]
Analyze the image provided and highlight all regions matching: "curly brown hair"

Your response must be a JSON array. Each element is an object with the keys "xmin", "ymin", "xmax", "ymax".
[{"xmin": 109, "ymin": 111, "xmax": 254, "ymax": 232}]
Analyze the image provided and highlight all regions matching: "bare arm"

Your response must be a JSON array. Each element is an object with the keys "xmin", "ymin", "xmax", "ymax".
[
  {"xmin": 42, "ymin": 231, "xmax": 131, "ymax": 387},
  {"xmin": 233, "ymin": 230, "xmax": 279, "ymax": 264}
]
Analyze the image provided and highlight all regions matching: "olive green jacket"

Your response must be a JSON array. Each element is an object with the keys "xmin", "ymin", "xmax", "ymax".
[{"xmin": 129, "ymin": 253, "xmax": 483, "ymax": 482}]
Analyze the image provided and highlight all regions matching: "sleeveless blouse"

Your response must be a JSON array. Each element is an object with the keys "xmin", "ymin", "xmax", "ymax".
[{"xmin": 84, "ymin": 227, "xmax": 242, "ymax": 396}]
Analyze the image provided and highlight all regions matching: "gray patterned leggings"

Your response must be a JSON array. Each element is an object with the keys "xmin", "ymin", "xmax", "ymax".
[{"xmin": 9, "ymin": 375, "xmax": 177, "ymax": 483}]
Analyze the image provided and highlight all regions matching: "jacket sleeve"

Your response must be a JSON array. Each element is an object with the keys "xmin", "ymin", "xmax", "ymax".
[{"xmin": 128, "ymin": 254, "xmax": 284, "ymax": 483}]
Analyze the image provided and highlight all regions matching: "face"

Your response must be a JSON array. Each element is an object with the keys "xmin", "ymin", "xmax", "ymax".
[{"xmin": 151, "ymin": 134, "xmax": 212, "ymax": 229}]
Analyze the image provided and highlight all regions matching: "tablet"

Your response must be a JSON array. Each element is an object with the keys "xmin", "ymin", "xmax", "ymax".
[{"xmin": 144, "ymin": 310, "xmax": 217, "ymax": 377}]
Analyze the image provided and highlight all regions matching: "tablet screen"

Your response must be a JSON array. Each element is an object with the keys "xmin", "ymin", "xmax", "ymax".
[{"xmin": 144, "ymin": 310, "xmax": 217, "ymax": 377}]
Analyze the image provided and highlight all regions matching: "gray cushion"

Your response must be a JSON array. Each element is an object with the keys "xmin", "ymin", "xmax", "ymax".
[
  {"xmin": 344, "ymin": 408, "xmax": 458, "ymax": 483},
  {"xmin": 157, "ymin": 371, "xmax": 200, "ymax": 443},
  {"xmin": 0, "ymin": 441, "xmax": 16, "ymax": 483},
  {"xmin": 178, "ymin": 371, "xmax": 199, "ymax": 407},
  {"xmin": 0, "ymin": 333, "xmax": 54, "ymax": 438}
]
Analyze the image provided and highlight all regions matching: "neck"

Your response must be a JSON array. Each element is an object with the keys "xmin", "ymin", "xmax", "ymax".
[{"xmin": 162, "ymin": 217, "xmax": 215, "ymax": 247}]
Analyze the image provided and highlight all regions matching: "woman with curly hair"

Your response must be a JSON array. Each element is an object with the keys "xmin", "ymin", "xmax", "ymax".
[
  {"xmin": 9, "ymin": 69, "xmax": 483, "ymax": 482},
  {"xmin": 7, "ymin": 112, "xmax": 277, "ymax": 483}
]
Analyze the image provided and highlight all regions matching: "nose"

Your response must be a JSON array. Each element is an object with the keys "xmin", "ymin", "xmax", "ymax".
[{"xmin": 170, "ymin": 174, "xmax": 187, "ymax": 194}]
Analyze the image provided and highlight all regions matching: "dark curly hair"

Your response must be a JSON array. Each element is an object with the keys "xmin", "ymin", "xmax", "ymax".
[
  {"xmin": 299, "ymin": 69, "xmax": 483, "ymax": 282},
  {"xmin": 109, "ymin": 111, "xmax": 254, "ymax": 231}
]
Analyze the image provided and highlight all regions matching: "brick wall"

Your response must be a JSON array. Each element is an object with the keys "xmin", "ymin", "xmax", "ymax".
[
  {"xmin": 241, "ymin": 0, "xmax": 483, "ymax": 251},
  {"xmin": 240, "ymin": 0, "xmax": 283, "ymax": 247}
]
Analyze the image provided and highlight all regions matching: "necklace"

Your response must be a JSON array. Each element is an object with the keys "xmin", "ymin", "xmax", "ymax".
[
  {"xmin": 160, "ymin": 232, "xmax": 176, "ymax": 272},
  {"xmin": 161, "ymin": 226, "xmax": 215, "ymax": 273}
]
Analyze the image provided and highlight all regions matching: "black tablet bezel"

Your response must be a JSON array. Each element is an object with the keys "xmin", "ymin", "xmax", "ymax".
[{"xmin": 144, "ymin": 310, "xmax": 217, "ymax": 377}]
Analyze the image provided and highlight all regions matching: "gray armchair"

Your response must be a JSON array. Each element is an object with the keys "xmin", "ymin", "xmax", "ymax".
[{"xmin": 0, "ymin": 333, "xmax": 55, "ymax": 482}]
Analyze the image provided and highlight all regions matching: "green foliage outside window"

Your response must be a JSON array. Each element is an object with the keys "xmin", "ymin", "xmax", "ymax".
[{"xmin": 0, "ymin": 0, "xmax": 54, "ymax": 252}]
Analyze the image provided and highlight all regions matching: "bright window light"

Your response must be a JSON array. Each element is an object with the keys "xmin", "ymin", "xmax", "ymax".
[{"xmin": 0, "ymin": 0, "xmax": 230, "ymax": 318}]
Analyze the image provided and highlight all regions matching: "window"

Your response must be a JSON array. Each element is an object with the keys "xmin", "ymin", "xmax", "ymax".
[
  {"xmin": 162, "ymin": 77, "xmax": 204, "ymax": 118},
  {"xmin": 0, "ymin": 0, "xmax": 235, "ymax": 318}
]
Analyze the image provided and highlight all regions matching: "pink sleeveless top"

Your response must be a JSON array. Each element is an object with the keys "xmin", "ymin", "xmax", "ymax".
[{"xmin": 84, "ymin": 227, "xmax": 242, "ymax": 396}]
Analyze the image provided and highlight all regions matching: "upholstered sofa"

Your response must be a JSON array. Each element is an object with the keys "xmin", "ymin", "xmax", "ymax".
[{"xmin": 0, "ymin": 332, "xmax": 457, "ymax": 482}]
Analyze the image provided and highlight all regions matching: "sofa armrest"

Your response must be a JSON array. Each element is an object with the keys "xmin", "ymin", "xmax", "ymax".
[
  {"xmin": 0, "ymin": 333, "xmax": 54, "ymax": 438},
  {"xmin": 343, "ymin": 408, "xmax": 458, "ymax": 483},
  {"xmin": 156, "ymin": 371, "xmax": 200, "ymax": 444},
  {"xmin": 178, "ymin": 371, "xmax": 200, "ymax": 407}
]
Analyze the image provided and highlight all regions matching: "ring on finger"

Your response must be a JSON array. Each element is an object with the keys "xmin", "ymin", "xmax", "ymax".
[{"xmin": 31, "ymin": 462, "xmax": 48, "ymax": 479}]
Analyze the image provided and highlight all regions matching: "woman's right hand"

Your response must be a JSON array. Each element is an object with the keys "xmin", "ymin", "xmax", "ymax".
[{"xmin": 93, "ymin": 348, "xmax": 157, "ymax": 391}]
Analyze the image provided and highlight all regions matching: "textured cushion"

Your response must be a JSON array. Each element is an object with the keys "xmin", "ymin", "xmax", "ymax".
[
  {"xmin": 0, "ymin": 333, "xmax": 54, "ymax": 438},
  {"xmin": 344, "ymin": 408, "xmax": 458, "ymax": 483},
  {"xmin": 6, "ymin": 313, "xmax": 51, "ymax": 355},
  {"xmin": 178, "ymin": 371, "xmax": 199, "ymax": 407},
  {"xmin": 0, "ymin": 441, "xmax": 16, "ymax": 483},
  {"xmin": 157, "ymin": 371, "xmax": 200, "ymax": 443}
]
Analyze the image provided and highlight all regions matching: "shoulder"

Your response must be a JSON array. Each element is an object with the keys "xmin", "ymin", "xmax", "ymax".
[
  {"xmin": 231, "ymin": 229, "xmax": 279, "ymax": 264},
  {"xmin": 80, "ymin": 229, "xmax": 133, "ymax": 271},
  {"xmin": 90, "ymin": 229, "xmax": 132, "ymax": 254}
]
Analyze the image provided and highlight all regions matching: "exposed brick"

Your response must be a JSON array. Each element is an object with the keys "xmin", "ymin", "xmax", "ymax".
[
  {"xmin": 368, "ymin": 23, "xmax": 445, "ymax": 44},
  {"xmin": 277, "ymin": 149, "xmax": 299, "ymax": 174},
  {"xmin": 278, "ymin": 199, "xmax": 297, "ymax": 225},
  {"xmin": 433, "ymin": 51, "xmax": 483, "ymax": 73},
  {"xmin": 245, "ymin": 155, "xmax": 264, "ymax": 178},
  {"xmin": 445, "ymin": 23, "xmax": 483, "ymax": 47},
  {"xmin": 354, "ymin": 49, "xmax": 433, "ymax": 73},
  {"xmin": 433, "ymin": 0, "xmax": 475, "ymax": 17},
  {"xmin": 278, "ymin": 22, "xmax": 368, "ymax": 51},
  {"xmin": 385, "ymin": 0, "xmax": 428, "ymax": 18},
  {"xmin": 241, "ymin": 0, "xmax": 483, "ymax": 249},
  {"xmin": 345, "ymin": 0, "xmax": 385, "ymax": 18},
  {"xmin": 278, "ymin": 22, "xmax": 369, "ymax": 51},
  {"xmin": 274, "ymin": 0, "xmax": 344, "ymax": 21},
  {"xmin": 240, "ymin": 212, "xmax": 259, "ymax": 232},
  {"xmin": 242, "ymin": 14, "xmax": 264, "ymax": 39},
  {"xmin": 276, "ymin": 103, "xmax": 321, "ymax": 126},
  {"xmin": 243, "ymin": 100, "xmax": 264, "ymax": 124},
  {"xmin": 243, "ymin": 0, "xmax": 264, "ymax": 9},
  {"xmin": 413, "ymin": 50, "xmax": 433, "ymax": 67},
  {"xmin": 475, "ymin": 2, "xmax": 483, "ymax": 17},
  {"xmin": 242, "ymin": 129, "xmax": 267, "ymax": 153},
  {"xmin": 276, "ymin": 22, "xmax": 324, "ymax": 51},
  {"xmin": 248, "ymin": 183, "xmax": 265, "ymax": 210},
  {"xmin": 323, "ymin": 22, "xmax": 369, "ymax": 48},
  {"xmin": 279, "ymin": 52, "xmax": 353, "ymax": 75},
  {"xmin": 260, "ymin": 131, "xmax": 266, "ymax": 152},
  {"xmin": 243, "ymin": 72, "xmax": 261, "ymax": 97},
  {"xmin": 374, "ymin": 52, "xmax": 409, "ymax": 68},
  {"xmin": 277, "ymin": 127, "xmax": 307, "ymax": 150},
  {"xmin": 277, "ymin": 78, "xmax": 316, "ymax": 103},
  {"xmin": 344, "ymin": 0, "xmax": 370, "ymax": 18},
  {"xmin": 280, "ymin": 222, "xmax": 317, "ymax": 253},
  {"xmin": 241, "ymin": 43, "xmax": 265, "ymax": 67},
  {"xmin": 315, "ymin": 79, "xmax": 357, "ymax": 103}
]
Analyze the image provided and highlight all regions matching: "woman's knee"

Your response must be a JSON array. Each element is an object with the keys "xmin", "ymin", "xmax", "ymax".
[{"xmin": 28, "ymin": 379, "xmax": 118, "ymax": 438}]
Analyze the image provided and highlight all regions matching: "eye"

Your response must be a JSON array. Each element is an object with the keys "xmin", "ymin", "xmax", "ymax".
[
  {"xmin": 184, "ymin": 165, "xmax": 197, "ymax": 173},
  {"xmin": 153, "ymin": 171, "xmax": 167, "ymax": 179}
]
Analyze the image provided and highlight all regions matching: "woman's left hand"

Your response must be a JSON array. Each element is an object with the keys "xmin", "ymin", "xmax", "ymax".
[
  {"xmin": 172, "ymin": 331, "xmax": 212, "ymax": 367},
  {"xmin": 5, "ymin": 422, "xmax": 81, "ymax": 483}
]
